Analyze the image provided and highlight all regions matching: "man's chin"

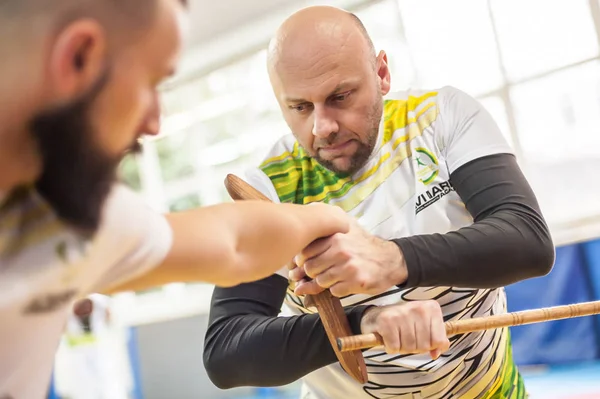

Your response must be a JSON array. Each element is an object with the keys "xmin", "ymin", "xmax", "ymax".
[
  {"xmin": 330, "ymin": 158, "xmax": 353, "ymax": 173},
  {"xmin": 315, "ymin": 157, "xmax": 355, "ymax": 176}
]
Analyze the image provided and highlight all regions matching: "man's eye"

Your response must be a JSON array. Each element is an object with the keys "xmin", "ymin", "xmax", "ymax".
[
  {"xmin": 290, "ymin": 103, "xmax": 312, "ymax": 113},
  {"xmin": 332, "ymin": 92, "xmax": 350, "ymax": 102}
]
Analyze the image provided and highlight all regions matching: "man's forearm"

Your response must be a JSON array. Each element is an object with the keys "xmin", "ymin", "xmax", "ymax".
[
  {"xmin": 105, "ymin": 201, "xmax": 349, "ymax": 293},
  {"xmin": 203, "ymin": 275, "xmax": 370, "ymax": 388},
  {"xmin": 392, "ymin": 153, "xmax": 554, "ymax": 289},
  {"xmin": 165, "ymin": 201, "xmax": 348, "ymax": 286}
]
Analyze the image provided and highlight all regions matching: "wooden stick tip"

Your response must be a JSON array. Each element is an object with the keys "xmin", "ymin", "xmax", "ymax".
[{"xmin": 224, "ymin": 173, "xmax": 235, "ymax": 183}]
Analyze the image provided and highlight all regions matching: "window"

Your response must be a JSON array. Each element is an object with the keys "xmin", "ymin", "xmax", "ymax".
[
  {"xmin": 398, "ymin": 0, "xmax": 504, "ymax": 96},
  {"xmin": 168, "ymin": 193, "xmax": 202, "ymax": 212},
  {"xmin": 137, "ymin": 50, "xmax": 287, "ymax": 208},
  {"xmin": 155, "ymin": 129, "xmax": 197, "ymax": 182},
  {"xmin": 478, "ymin": 96, "xmax": 514, "ymax": 148},
  {"xmin": 490, "ymin": 0, "xmax": 599, "ymax": 82},
  {"xmin": 510, "ymin": 60, "xmax": 600, "ymax": 162},
  {"xmin": 355, "ymin": 0, "xmax": 417, "ymax": 90}
]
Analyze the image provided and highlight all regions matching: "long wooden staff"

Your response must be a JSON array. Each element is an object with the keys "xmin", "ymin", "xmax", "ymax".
[
  {"xmin": 337, "ymin": 300, "xmax": 600, "ymax": 352},
  {"xmin": 224, "ymin": 174, "xmax": 369, "ymax": 384}
]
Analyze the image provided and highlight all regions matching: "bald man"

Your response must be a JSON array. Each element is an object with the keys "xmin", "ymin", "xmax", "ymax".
[
  {"xmin": 0, "ymin": 1, "xmax": 352, "ymax": 397},
  {"xmin": 204, "ymin": 6, "xmax": 554, "ymax": 399}
]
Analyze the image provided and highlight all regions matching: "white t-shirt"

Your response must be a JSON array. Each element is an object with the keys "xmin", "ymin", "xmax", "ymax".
[
  {"xmin": 245, "ymin": 86, "xmax": 520, "ymax": 399},
  {"xmin": 0, "ymin": 184, "xmax": 172, "ymax": 399}
]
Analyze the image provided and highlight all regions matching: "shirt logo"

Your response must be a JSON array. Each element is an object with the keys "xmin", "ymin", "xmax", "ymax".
[
  {"xmin": 414, "ymin": 147, "xmax": 439, "ymax": 185},
  {"xmin": 415, "ymin": 181, "xmax": 454, "ymax": 215}
]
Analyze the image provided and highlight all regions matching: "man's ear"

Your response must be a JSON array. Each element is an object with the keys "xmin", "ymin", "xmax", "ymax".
[
  {"xmin": 48, "ymin": 19, "xmax": 107, "ymax": 101},
  {"xmin": 375, "ymin": 50, "xmax": 391, "ymax": 96}
]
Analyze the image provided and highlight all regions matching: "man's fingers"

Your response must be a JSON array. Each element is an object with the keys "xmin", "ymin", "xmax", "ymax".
[
  {"xmin": 369, "ymin": 301, "xmax": 449, "ymax": 358},
  {"xmin": 295, "ymin": 236, "xmax": 331, "ymax": 267},
  {"xmin": 294, "ymin": 280, "xmax": 325, "ymax": 296},
  {"xmin": 430, "ymin": 349, "xmax": 442, "ymax": 360},
  {"xmin": 398, "ymin": 315, "xmax": 417, "ymax": 354},
  {"xmin": 329, "ymin": 281, "xmax": 356, "ymax": 298},
  {"xmin": 412, "ymin": 311, "xmax": 430, "ymax": 354},
  {"xmin": 302, "ymin": 250, "xmax": 339, "ymax": 278},
  {"xmin": 314, "ymin": 266, "xmax": 344, "ymax": 289},
  {"xmin": 430, "ymin": 308, "xmax": 450, "ymax": 355},
  {"xmin": 288, "ymin": 266, "xmax": 306, "ymax": 282},
  {"xmin": 377, "ymin": 317, "xmax": 401, "ymax": 354},
  {"xmin": 287, "ymin": 259, "xmax": 298, "ymax": 271}
]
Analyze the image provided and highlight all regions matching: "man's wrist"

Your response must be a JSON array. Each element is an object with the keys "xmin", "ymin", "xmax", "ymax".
[
  {"xmin": 384, "ymin": 240, "xmax": 408, "ymax": 286},
  {"xmin": 359, "ymin": 305, "xmax": 378, "ymax": 334}
]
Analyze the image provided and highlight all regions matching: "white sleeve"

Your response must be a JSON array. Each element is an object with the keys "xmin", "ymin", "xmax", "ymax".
[
  {"xmin": 243, "ymin": 167, "xmax": 290, "ymax": 279},
  {"xmin": 90, "ymin": 184, "xmax": 173, "ymax": 292},
  {"xmin": 436, "ymin": 86, "xmax": 514, "ymax": 173}
]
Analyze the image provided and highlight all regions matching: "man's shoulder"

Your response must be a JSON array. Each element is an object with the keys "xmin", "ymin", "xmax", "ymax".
[
  {"xmin": 384, "ymin": 86, "xmax": 464, "ymax": 104},
  {"xmin": 258, "ymin": 133, "xmax": 302, "ymax": 168},
  {"xmin": 87, "ymin": 183, "xmax": 172, "ymax": 292},
  {"xmin": 382, "ymin": 86, "xmax": 473, "ymax": 134},
  {"xmin": 96, "ymin": 183, "xmax": 170, "ymax": 244},
  {"xmin": 257, "ymin": 134, "xmax": 310, "ymax": 185},
  {"xmin": 246, "ymin": 134, "xmax": 314, "ymax": 204},
  {"xmin": 100, "ymin": 183, "xmax": 149, "ymax": 221},
  {"xmin": 382, "ymin": 88, "xmax": 442, "ymax": 123}
]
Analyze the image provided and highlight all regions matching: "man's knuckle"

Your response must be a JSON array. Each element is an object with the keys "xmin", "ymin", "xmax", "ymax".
[
  {"xmin": 314, "ymin": 274, "xmax": 326, "ymax": 287},
  {"xmin": 330, "ymin": 286, "xmax": 343, "ymax": 297},
  {"xmin": 356, "ymin": 274, "xmax": 368, "ymax": 288},
  {"xmin": 304, "ymin": 262, "xmax": 316, "ymax": 276},
  {"xmin": 338, "ymin": 247, "xmax": 352, "ymax": 261},
  {"xmin": 426, "ymin": 300, "xmax": 440, "ymax": 310},
  {"xmin": 348, "ymin": 263, "xmax": 361, "ymax": 277},
  {"xmin": 331, "ymin": 233, "xmax": 344, "ymax": 245},
  {"xmin": 410, "ymin": 305, "xmax": 427, "ymax": 318},
  {"xmin": 378, "ymin": 312, "xmax": 395, "ymax": 326}
]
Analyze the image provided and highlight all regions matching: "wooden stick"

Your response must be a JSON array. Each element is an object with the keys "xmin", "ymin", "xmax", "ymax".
[
  {"xmin": 337, "ymin": 300, "xmax": 600, "ymax": 352},
  {"xmin": 223, "ymin": 174, "xmax": 369, "ymax": 384}
]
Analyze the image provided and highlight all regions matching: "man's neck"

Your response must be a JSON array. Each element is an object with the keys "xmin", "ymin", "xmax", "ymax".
[{"xmin": 0, "ymin": 110, "xmax": 42, "ymax": 193}]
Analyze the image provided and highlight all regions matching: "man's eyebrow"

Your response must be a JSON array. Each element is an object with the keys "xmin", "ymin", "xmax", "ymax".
[
  {"xmin": 330, "ymin": 81, "xmax": 356, "ymax": 94},
  {"xmin": 284, "ymin": 80, "xmax": 360, "ymax": 103},
  {"xmin": 284, "ymin": 96, "xmax": 307, "ymax": 104}
]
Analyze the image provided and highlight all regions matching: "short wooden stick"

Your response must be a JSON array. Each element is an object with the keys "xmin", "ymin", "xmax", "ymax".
[{"xmin": 224, "ymin": 174, "xmax": 368, "ymax": 384}]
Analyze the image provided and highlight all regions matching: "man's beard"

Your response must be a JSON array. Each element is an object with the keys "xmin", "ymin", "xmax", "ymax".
[
  {"xmin": 313, "ymin": 131, "xmax": 377, "ymax": 177},
  {"xmin": 312, "ymin": 98, "xmax": 382, "ymax": 177},
  {"xmin": 31, "ymin": 69, "xmax": 138, "ymax": 235}
]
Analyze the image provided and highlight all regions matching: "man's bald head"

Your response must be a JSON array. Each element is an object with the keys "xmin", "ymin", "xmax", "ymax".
[
  {"xmin": 267, "ymin": 6, "xmax": 376, "ymax": 76},
  {"xmin": 348, "ymin": 12, "xmax": 377, "ymax": 59},
  {"xmin": 266, "ymin": 6, "xmax": 391, "ymax": 176}
]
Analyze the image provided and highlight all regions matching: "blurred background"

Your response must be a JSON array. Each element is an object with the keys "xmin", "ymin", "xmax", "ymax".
[{"xmin": 49, "ymin": 0, "xmax": 600, "ymax": 398}]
